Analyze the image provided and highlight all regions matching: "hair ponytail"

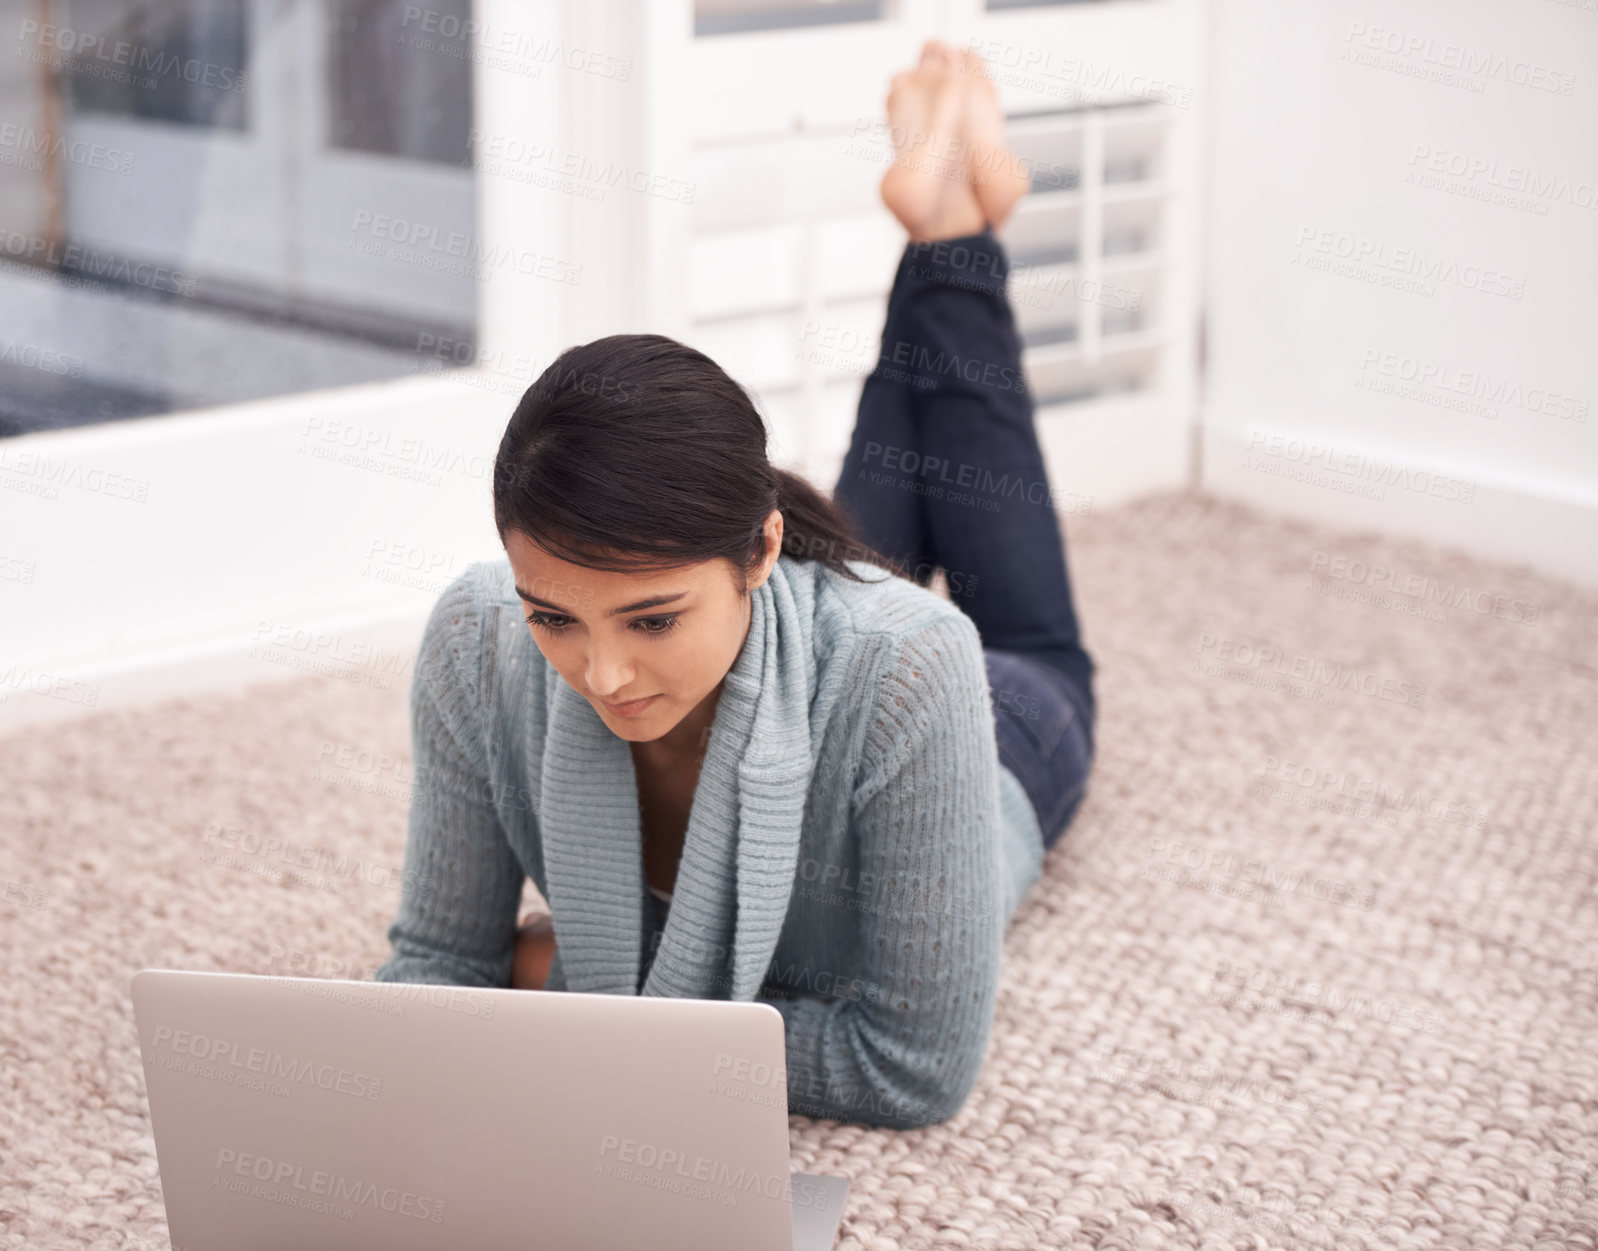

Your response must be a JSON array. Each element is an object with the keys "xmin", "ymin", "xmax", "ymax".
[
  {"xmin": 772, "ymin": 467, "xmax": 897, "ymax": 583},
  {"xmin": 493, "ymin": 333, "xmax": 907, "ymax": 591}
]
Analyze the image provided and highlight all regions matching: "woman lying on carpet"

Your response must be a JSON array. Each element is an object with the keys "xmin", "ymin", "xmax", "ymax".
[{"xmin": 373, "ymin": 40, "xmax": 1096, "ymax": 1129}]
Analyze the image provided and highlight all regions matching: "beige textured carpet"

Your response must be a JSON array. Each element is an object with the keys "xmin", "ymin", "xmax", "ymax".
[{"xmin": 4, "ymin": 490, "xmax": 1596, "ymax": 1250}]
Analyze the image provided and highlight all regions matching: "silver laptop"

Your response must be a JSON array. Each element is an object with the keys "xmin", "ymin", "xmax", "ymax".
[{"xmin": 131, "ymin": 969, "xmax": 850, "ymax": 1250}]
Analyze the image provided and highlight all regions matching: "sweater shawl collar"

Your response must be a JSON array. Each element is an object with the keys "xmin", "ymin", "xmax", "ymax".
[{"xmin": 535, "ymin": 557, "xmax": 815, "ymax": 1000}]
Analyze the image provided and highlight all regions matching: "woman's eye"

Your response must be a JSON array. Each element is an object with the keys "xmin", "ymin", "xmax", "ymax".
[{"xmin": 526, "ymin": 612, "xmax": 680, "ymax": 636}]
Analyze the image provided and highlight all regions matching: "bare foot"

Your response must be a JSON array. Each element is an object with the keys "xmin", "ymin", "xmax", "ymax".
[
  {"xmin": 879, "ymin": 39, "xmax": 987, "ymax": 243},
  {"xmin": 958, "ymin": 47, "xmax": 1031, "ymax": 231}
]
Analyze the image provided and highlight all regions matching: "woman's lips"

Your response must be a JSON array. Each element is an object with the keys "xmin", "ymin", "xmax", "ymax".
[{"xmin": 603, "ymin": 694, "xmax": 659, "ymax": 717}]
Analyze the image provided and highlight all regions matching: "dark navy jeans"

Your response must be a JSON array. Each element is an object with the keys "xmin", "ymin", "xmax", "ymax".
[{"xmin": 832, "ymin": 226, "xmax": 1095, "ymax": 851}]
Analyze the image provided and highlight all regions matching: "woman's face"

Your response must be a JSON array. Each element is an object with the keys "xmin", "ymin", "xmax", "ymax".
[{"xmin": 503, "ymin": 512, "xmax": 782, "ymax": 746}]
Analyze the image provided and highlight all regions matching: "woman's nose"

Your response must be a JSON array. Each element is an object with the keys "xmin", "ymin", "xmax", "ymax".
[{"xmin": 584, "ymin": 640, "xmax": 637, "ymax": 697}]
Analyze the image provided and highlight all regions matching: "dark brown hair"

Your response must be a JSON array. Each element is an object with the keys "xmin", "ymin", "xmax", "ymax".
[{"xmin": 492, "ymin": 333, "xmax": 905, "ymax": 592}]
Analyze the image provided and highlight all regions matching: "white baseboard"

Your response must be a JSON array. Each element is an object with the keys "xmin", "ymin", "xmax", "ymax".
[{"xmin": 1201, "ymin": 419, "xmax": 1598, "ymax": 588}]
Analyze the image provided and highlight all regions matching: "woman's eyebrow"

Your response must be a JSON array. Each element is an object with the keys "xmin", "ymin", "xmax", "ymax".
[{"xmin": 514, "ymin": 587, "xmax": 690, "ymax": 617}]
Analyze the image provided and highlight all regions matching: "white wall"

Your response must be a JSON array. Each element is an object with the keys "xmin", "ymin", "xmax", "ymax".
[
  {"xmin": 0, "ymin": 373, "xmax": 516, "ymax": 727},
  {"xmin": 1200, "ymin": 0, "xmax": 1598, "ymax": 584}
]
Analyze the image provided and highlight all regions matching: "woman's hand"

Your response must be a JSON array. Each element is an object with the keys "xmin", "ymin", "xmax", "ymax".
[{"xmin": 511, "ymin": 912, "xmax": 557, "ymax": 989}]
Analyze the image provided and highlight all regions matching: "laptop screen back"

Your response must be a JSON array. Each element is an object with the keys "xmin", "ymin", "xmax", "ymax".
[{"xmin": 132, "ymin": 970, "xmax": 798, "ymax": 1251}]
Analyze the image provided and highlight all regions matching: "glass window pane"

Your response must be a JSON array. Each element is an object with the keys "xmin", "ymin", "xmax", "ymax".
[
  {"xmin": 986, "ymin": 0, "xmax": 1112, "ymax": 10},
  {"xmin": 55, "ymin": 0, "xmax": 250, "ymax": 131},
  {"xmin": 329, "ymin": 0, "xmax": 472, "ymax": 164},
  {"xmin": 695, "ymin": 0, "xmax": 885, "ymax": 38},
  {"xmin": 0, "ymin": 0, "xmax": 479, "ymax": 436}
]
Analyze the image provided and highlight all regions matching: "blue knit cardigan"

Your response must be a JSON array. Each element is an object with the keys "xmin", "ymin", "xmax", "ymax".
[{"xmin": 373, "ymin": 552, "xmax": 1044, "ymax": 1128}]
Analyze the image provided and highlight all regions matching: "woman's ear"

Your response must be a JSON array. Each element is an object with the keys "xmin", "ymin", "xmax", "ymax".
[{"xmin": 748, "ymin": 508, "xmax": 784, "ymax": 592}]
